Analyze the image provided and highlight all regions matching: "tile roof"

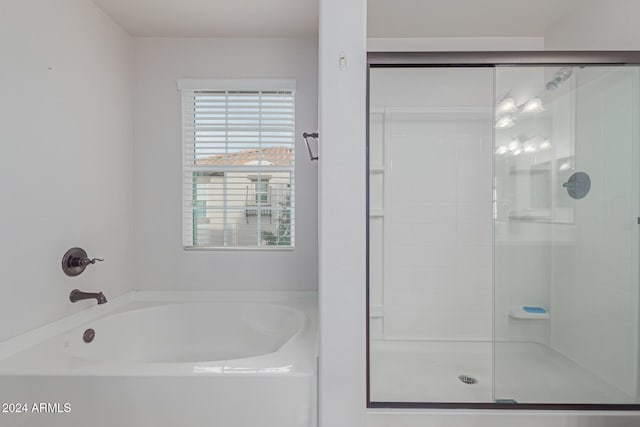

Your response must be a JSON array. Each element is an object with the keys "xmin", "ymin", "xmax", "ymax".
[{"xmin": 195, "ymin": 146, "xmax": 292, "ymax": 166}]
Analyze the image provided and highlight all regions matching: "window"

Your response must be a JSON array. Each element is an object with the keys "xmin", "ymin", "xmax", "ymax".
[
  {"xmin": 179, "ymin": 79, "xmax": 295, "ymax": 249},
  {"xmin": 255, "ymin": 181, "xmax": 269, "ymax": 204}
]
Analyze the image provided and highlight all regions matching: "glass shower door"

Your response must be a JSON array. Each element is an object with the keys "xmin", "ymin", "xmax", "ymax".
[
  {"xmin": 369, "ymin": 60, "xmax": 640, "ymax": 408},
  {"xmin": 368, "ymin": 67, "xmax": 495, "ymax": 403},
  {"xmin": 494, "ymin": 65, "xmax": 640, "ymax": 404}
]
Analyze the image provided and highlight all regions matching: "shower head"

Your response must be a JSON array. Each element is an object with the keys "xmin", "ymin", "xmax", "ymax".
[{"xmin": 546, "ymin": 67, "xmax": 573, "ymax": 90}]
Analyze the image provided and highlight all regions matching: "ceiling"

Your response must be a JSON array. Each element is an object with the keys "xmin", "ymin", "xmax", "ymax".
[
  {"xmin": 92, "ymin": 0, "xmax": 594, "ymax": 39},
  {"xmin": 91, "ymin": 0, "xmax": 319, "ymax": 37},
  {"xmin": 368, "ymin": 0, "xmax": 595, "ymax": 38}
]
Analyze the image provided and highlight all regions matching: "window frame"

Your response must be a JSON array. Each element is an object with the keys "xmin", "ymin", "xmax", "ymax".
[
  {"xmin": 254, "ymin": 181, "xmax": 270, "ymax": 204},
  {"xmin": 178, "ymin": 78, "xmax": 296, "ymax": 251}
]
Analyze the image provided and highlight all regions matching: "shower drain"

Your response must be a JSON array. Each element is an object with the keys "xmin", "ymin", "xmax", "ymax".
[{"xmin": 458, "ymin": 374, "xmax": 478, "ymax": 385}]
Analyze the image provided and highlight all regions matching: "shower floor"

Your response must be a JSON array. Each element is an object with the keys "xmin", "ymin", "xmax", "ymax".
[{"xmin": 369, "ymin": 340, "xmax": 634, "ymax": 404}]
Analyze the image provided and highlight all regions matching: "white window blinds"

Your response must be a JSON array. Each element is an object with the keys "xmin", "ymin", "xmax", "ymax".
[{"xmin": 180, "ymin": 80, "xmax": 295, "ymax": 248}]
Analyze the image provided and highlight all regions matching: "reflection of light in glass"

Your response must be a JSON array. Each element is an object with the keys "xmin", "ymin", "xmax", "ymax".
[
  {"xmin": 521, "ymin": 98, "xmax": 545, "ymax": 113},
  {"xmin": 538, "ymin": 139, "xmax": 552, "ymax": 150},
  {"xmin": 223, "ymin": 367, "xmax": 254, "ymax": 374},
  {"xmin": 512, "ymin": 148, "xmax": 523, "ymax": 156},
  {"xmin": 523, "ymin": 143, "xmax": 538, "ymax": 153},
  {"xmin": 495, "ymin": 145, "xmax": 509, "ymax": 155},
  {"xmin": 260, "ymin": 365, "xmax": 294, "ymax": 374},
  {"xmin": 507, "ymin": 139, "xmax": 520, "ymax": 151},
  {"xmin": 497, "ymin": 97, "xmax": 518, "ymax": 114},
  {"xmin": 194, "ymin": 367, "xmax": 223, "ymax": 374},
  {"xmin": 559, "ymin": 162, "xmax": 571, "ymax": 171},
  {"xmin": 495, "ymin": 116, "xmax": 515, "ymax": 129},
  {"xmin": 193, "ymin": 364, "xmax": 294, "ymax": 375}
]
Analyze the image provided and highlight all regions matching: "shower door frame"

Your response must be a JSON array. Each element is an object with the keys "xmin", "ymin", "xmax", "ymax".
[{"xmin": 366, "ymin": 51, "xmax": 640, "ymax": 411}]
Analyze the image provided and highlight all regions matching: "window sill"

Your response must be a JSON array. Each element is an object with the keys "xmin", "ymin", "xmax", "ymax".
[{"xmin": 183, "ymin": 246, "xmax": 295, "ymax": 252}]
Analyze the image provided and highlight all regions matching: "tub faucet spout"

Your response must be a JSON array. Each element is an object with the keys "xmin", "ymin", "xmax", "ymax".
[{"xmin": 69, "ymin": 289, "xmax": 107, "ymax": 305}]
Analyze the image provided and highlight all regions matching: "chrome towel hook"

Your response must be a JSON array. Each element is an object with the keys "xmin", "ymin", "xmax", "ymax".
[{"xmin": 302, "ymin": 132, "xmax": 318, "ymax": 161}]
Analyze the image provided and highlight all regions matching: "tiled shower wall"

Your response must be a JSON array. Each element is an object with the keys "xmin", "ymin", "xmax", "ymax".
[
  {"xmin": 551, "ymin": 67, "xmax": 640, "ymax": 397},
  {"xmin": 369, "ymin": 68, "xmax": 494, "ymax": 341}
]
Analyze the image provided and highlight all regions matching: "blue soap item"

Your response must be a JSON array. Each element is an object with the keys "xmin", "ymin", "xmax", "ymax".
[{"xmin": 523, "ymin": 306, "xmax": 546, "ymax": 314}]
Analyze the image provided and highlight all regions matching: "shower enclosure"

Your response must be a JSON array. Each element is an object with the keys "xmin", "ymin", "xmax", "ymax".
[{"xmin": 367, "ymin": 52, "xmax": 640, "ymax": 409}]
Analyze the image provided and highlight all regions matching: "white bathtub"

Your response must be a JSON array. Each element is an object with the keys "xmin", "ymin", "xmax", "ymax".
[{"xmin": 0, "ymin": 291, "xmax": 317, "ymax": 427}]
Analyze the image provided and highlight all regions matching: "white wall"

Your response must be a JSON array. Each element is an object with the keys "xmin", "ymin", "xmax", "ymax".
[
  {"xmin": 544, "ymin": 0, "xmax": 640, "ymax": 50},
  {"xmin": 368, "ymin": 37, "xmax": 543, "ymax": 52},
  {"xmin": 318, "ymin": 0, "xmax": 367, "ymax": 425},
  {"xmin": 133, "ymin": 37, "xmax": 318, "ymax": 291},
  {"xmin": 0, "ymin": 0, "xmax": 134, "ymax": 342}
]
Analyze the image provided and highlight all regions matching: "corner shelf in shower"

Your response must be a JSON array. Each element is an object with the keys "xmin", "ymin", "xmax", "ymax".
[
  {"xmin": 508, "ymin": 306, "xmax": 550, "ymax": 320},
  {"xmin": 368, "ymin": 164, "xmax": 384, "ymax": 218},
  {"xmin": 369, "ymin": 306, "xmax": 385, "ymax": 318}
]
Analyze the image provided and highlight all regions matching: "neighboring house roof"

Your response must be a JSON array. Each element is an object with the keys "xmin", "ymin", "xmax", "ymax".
[{"xmin": 195, "ymin": 146, "xmax": 292, "ymax": 166}]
